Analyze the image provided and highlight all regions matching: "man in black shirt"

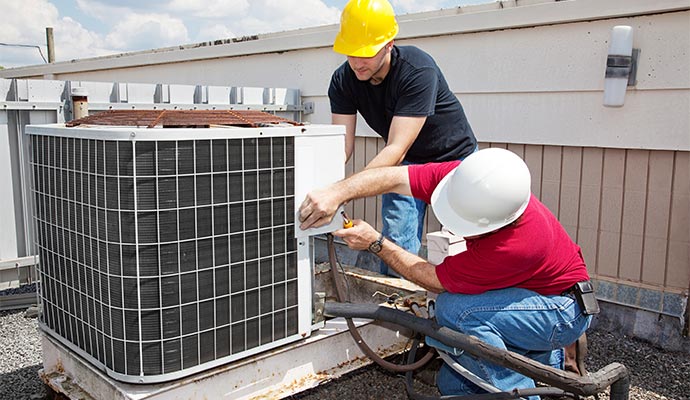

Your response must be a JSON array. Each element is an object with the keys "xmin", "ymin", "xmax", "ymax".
[{"xmin": 329, "ymin": 0, "xmax": 477, "ymax": 275}]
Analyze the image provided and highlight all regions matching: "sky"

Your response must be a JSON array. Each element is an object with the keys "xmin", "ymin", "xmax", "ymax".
[{"xmin": 0, "ymin": 0, "xmax": 488, "ymax": 69}]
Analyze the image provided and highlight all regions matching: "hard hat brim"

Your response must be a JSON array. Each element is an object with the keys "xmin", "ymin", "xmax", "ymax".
[
  {"xmin": 430, "ymin": 167, "xmax": 530, "ymax": 238},
  {"xmin": 333, "ymin": 34, "xmax": 390, "ymax": 58}
]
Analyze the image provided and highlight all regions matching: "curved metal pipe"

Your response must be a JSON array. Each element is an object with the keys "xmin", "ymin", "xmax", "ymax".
[
  {"xmin": 326, "ymin": 233, "xmax": 435, "ymax": 372},
  {"xmin": 325, "ymin": 301, "xmax": 630, "ymax": 399}
]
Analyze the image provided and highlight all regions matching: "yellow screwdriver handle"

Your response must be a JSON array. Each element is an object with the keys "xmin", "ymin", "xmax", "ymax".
[{"xmin": 341, "ymin": 211, "xmax": 353, "ymax": 229}]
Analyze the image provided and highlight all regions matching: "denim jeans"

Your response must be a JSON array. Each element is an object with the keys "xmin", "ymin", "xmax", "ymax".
[
  {"xmin": 380, "ymin": 145, "xmax": 478, "ymax": 276},
  {"xmin": 380, "ymin": 190, "xmax": 427, "ymax": 276},
  {"xmin": 434, "ymin": 288, "xmax": 592, "ymax": 399}
]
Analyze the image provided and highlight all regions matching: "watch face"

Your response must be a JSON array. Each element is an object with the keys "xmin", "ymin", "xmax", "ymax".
[{"xmin": 369, "ymin": 242, "xmax": 382, "ymax": 253}]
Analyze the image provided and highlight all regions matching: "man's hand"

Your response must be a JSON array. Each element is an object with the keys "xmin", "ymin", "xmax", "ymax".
[
  {"xmin": 334, "ymin": 218, "xmax": 446, "ymax": 294},
  {"xmin": 298, "ymin": 165, "xmax": 412, "ymax": 231},
  {"xmin": 298, "ymin": 187, "xmax": 342, "ymax": 230},
  {"xmin": 332, "ymin": 219, "xmax": 379, "ymax": 251}
]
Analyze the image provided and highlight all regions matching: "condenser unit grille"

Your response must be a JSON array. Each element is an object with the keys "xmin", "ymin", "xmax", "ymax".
[{"xmin": 30, "ymin": 132, "xmax": 303, "ymax": 380}]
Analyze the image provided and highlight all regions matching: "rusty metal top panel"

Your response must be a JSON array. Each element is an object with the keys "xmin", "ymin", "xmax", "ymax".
[{"xmin": 65, "ymin": 109, "xmax": 302, "ymax": 128}]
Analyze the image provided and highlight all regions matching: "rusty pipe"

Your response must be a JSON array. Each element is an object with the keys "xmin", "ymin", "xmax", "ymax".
[
  {"xmin": 326, "ymin": 233, "xmax": 435, "ymax": 373},
  {"xmin": 325, "ymin": 301, "xmax": 630, "ymax": 399}
]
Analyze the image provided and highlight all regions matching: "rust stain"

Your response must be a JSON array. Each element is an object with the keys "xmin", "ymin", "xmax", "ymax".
[
  {"xmin": 245, "ymin": 351, "xmax": 405, "ymax": 399},
  {"xmin": 41, "ymin": 370, "xmax": 95, "ymax": 400},
  {"xmin": 55, "ymin": 358, "xmax": 64, "ymax": 374},
  {"xmin": 248, "ymin": 371, "xmax": 331, "ymax": 400},
  {"xmin": 65, "ymin": 109, "xmax": 302, "ymax": 128}
]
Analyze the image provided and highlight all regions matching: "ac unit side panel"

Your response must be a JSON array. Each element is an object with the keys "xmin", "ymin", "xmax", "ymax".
[
  {"xmin": 294, "ymin": 133, "xmax": 346, "ymax": 238},
  {"xmin": 26, "ymin": 125, "xmax": 342, "ymax": 383}
]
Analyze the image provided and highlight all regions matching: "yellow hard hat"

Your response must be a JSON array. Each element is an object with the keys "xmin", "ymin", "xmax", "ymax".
[{"xmin": 333, "ymin": 0, "xmax": 399, "ymax": 57}]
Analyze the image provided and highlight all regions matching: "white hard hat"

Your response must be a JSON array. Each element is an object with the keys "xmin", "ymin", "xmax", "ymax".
[{"xmin": 430, "ymin": 148, "xmax": 531, "ymax": 237}]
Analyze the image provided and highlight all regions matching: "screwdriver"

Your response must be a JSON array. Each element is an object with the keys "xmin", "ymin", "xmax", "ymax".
[{"xmin": 341, "ymin": 211, "xmax": 353, "ymax": 229}]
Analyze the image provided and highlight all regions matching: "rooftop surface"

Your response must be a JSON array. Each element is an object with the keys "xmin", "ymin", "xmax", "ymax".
[{"xmin": 1, "ymin": 306, "xmax": 688, "ymax": 400}]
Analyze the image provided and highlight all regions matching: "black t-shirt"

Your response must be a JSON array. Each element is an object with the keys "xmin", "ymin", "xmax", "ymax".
[{"xmin": 329, "ymin": 45, "xmax": 476, "ymax": 163}]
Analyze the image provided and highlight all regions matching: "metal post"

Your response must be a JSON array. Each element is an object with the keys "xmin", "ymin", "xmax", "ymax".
[
  {"xmin": 46, "ymin": 27, "xmax": 55, "ymax": 63},
  {"xmin": 70, "ymin": 87, "xmax": 89, "ymax": 120}
]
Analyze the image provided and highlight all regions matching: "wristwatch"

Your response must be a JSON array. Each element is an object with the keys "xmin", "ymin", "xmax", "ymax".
[{"xmin": 368, "ymin": 234, "xmax": 385, "ymax": 254}]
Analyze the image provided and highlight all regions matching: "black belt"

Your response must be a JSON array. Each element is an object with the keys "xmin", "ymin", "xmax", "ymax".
[
  {"xmin": 561, "ymin": 286, "xmax": 578, "ymax": 296},
  {"xmin": 562, "ymin": 281, "xmax": 600, "ymax": 315}
]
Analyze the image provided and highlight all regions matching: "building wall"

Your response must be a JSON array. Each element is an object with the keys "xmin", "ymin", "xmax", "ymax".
[
  {"xmin": 341, "ymin": 138, "xmax": 689, "ymax": 350},
  {"xmin": 345, "ymin": 140, "xmax": 689, "ymax": 296},
  {"xmin": 1, "ymin": 0, "xmax": 688, "ymax": 343},
  {"xmin": 3, "ymin": 2, "xmax": 688, "ymax": 153}
]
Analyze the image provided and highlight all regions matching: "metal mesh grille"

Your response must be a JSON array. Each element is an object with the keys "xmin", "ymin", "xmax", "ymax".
[{"xmin": 31, "ymin": 133, "xmax": 299, "ymax": 379}]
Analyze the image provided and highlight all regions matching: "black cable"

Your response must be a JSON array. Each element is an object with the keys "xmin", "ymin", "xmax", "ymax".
[
  {"xmin": 404, "ymin": 338, "xmax": 577, "ymax": 400},
  {"xmin": 0, "ymin": 42, "xmax": 48, "ymax": 63},
  {"xmin": 326, "ymin": 233, "xmax": 435, "ymax": 372},
  {"xmin": 326, "ymin": 302, "xmax": 630, "ymax": 399}
]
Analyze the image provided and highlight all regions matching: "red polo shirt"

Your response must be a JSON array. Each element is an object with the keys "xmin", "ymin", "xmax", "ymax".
[{"xmin": 409, "ymin": 161, "xmax": 589, "ymax": 296}]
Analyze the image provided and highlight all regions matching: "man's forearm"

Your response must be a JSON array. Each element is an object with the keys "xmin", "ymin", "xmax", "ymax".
[
  {"xmin": 333, "ymin": 166, "xmax": 412, "ymax": 202},
  {"xmin": 364, "ymin": 145, "xmax": 407, "ymax": 170},
  {"xmin": 362, "ymin": 115, "xmax": 425, "ymax": 170},
  {"xmin": 376, "ymin": 240, "xmax": 445, "ymax": 293},
  {"xmin": 299, "ymin": 164, "xmax": 411, "ymax": 230},
  {"xmin": 330, "ymin": 220, "xmax": 444, "ymax": 293}
]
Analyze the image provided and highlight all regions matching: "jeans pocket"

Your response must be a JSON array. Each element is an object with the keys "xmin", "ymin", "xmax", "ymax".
[{"xmin": 550, "ymin": 312, "xmax": 588, "ymax": 348}]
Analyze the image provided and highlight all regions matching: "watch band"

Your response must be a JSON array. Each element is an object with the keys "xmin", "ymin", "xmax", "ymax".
[{"xmin": 368, "ymin": 233, "xmax": 385, "ymax": 254}]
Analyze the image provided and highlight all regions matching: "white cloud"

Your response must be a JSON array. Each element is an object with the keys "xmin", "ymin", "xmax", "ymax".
[
  {"xmin": 1, "ymin": 0, "xmax": 490, "ymax": 68},
  {"xmin": 196, "ymin": 24, "xmax": 237, "ymax": 42},
  {"xmin": 105, "ymin": 13, "xmax": 190, "ymax": 50},
  {"xmin": 392, "ymin": 0, "xmax": 453, "ymax": 14},
  {"xmin": 75, "ymin": 0, "xmax": 167, "ymax": 20},
  {"xmin": 52, "ymin": 17, "xmax": 113, "ymax": 62},
  {"xmin": 167, "ymin": 0, "xmax": 250, "ymax": 19},
  {"xmin": 0, "ymin": 0, "xmax": 115, "ymax": 67},
  {"xmin": 233, "ymin": 0, "xmax": 341, "ymax": 36},
  {"xmin": 0, "ymin": 0, "xmax": 58, "ymax": 43},
  {"xmin": 0, "ymin": 0, "xmax": 59, "ymax": 66},
  {"xmin": 73, "ymin": 1, "xmax": 191, "ymax": 52},
  {"xmin": 169, "ymin": 0, "xmax": 341, "ymax": 38},
  {"xmin": 74, "ymin": 0, "xmax": 251, "ymax": 46}
]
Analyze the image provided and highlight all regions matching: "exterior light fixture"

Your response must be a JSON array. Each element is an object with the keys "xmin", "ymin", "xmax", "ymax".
[{"xmin": 603, "ymin": 25, "xmax": 639, "ymax": 107}]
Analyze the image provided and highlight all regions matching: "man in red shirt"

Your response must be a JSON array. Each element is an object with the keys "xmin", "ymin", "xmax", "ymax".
[{"xmin": 299, "ymin": 148, "xmax": 596, "ymax": 398}]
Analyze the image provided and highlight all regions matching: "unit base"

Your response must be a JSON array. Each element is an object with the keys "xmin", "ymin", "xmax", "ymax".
[{"xmin": 39, "ymin": 317, "xmax": 413, "ymax": 400}]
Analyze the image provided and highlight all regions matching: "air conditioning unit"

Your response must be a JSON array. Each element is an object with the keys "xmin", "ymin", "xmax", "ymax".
[{"xmin": 26, "ymin": 120, "xmax": 344, "ymax": 383}]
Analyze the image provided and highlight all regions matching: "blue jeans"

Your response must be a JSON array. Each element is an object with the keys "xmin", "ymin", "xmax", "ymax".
[
  {"xmin": 380, "ymin": 190, "xmax": 427, "ymax": 276},
  {"xmin": 380, "ymin": 146, "xmax": 478, "ymax": 276},
  {"xmin": 434, "ymin": 288, "xmax": 592, "ymax": 399}
]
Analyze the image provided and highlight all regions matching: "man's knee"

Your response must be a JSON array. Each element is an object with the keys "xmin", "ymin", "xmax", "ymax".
[{"xmin": 434, "ymin": 292, "xmax": 473, "ymax": 327}]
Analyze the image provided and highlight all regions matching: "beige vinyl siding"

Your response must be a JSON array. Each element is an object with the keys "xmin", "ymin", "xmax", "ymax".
[{"xmin": 346, "ymin": 137, "xmax": 690, "ymax": 294}]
